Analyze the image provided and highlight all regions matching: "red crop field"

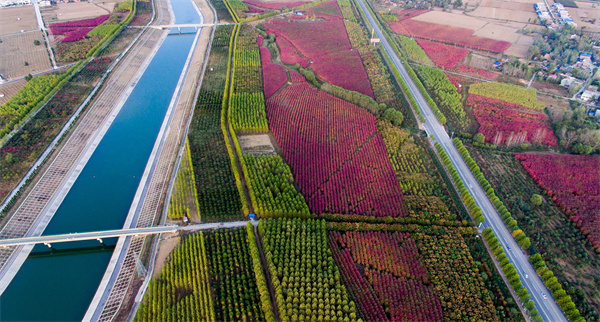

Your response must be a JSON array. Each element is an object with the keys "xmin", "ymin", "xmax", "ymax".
[
  {"xmin": 267, "ymin": 82, "xmax": 407, "ymax": 217},
  {"xmin": 416, "ymin": 39, "xmax": 469, "ymax": 69},
  {"xmin": 265, "ymin": 16, "xmax": 373, "ymax": 97},
  {"xmin": 49, "ymin": 15, "xmax": 109, "ymax": 42},
  {"xmin": 396, "ymin": 8, "xmax": 428, "ymax": 21},
  {"xmin": 289, "ymin": 70, "xmax": 305, "ymax": 82},
  {"xmin": 456, "ymin": 64, "xmax": 499, "ymax": 79},
  {"xmin": 468, "ymin": 95, "xmax": 557, "ymax": 147},
  {"xmin": 515, "ymin": 153, "xmax": 600, "ymax": 250},
  {"xmin": 388, "ymin": 19, "xmax": 511, "ymax": 53},
  {"xmin": 311, "ymin": 50, "xmax": 374, "ymax": 97},
  {"xmin": 265, "ymin": 20, "xmax": 351, "ymax": 57},
  {"xmin": 329, "ymin": 228, "xmax": 500, "ymax": 321},
  {"xmin": 260, "ymin": 46, "xmax": 287, "ymax": 98},
  {"xmin": 275, "ymin": 35, "xmax": 310, "ymax": 67}
]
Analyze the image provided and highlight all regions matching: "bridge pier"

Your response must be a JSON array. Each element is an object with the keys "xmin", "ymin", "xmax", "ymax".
[
  {"xmin": 43, "ymin": 243, "xmax": 52, "ymax": 248},
  {"xmin": 96, "ymin": 238, "xmax": 103, "ymax": 244}
]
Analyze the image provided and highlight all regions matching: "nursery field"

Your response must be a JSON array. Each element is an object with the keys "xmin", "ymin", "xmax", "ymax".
[
  {"xmin": 469, "ymin": 82, "xmax": 544, "ymax": 110},
  {"xmin": 515, "ymin": 154, "xmax": 600, "ymax": 251},
  {"xmin": 415, "ymin": 39, "xmax": 469, "ymax": 69},
  {"xmin": 49, "ymin": 15, "xmax": 110, "ymax": 43},
  {"xmin": 328, "ymin": 222, "xmax": 519, "ymax": 321},
  {"xmin": 378, "ymin": 122, "xmax": 460, "ymax": 220},
  {"xmin": 231, "ymin": 25, "xmax": 268, "ymax": 134},
  {"xmin": 187, "ymin": 25, "xmax": 243, "ymax": 221},
  {"xmin": 388, "ymin": 19, "xmax": 511, "ymax": 53},
  {"xmin": 135, "ymin": 227, "xmax": 270, "ymax": 321},
  {"xmin": 258, "ymin": 218, "xmax": 358, "ymax": 321},
  {"xmin": 472, "ymin": 149, "xmax": 600, "ymax": 320},
  {"xmin": 167, "ymin": 140, "xmax": 201, "ymax": 222},
  {"xmin": 413, "ymin": 65, "xmax": 468, "ymax": 130},
  {"xmin": 259, "ymin": 46, "xmax": 287, "ymax": 98},
  {"xmin": 264, "ymin": 3, "xmax": 374, "ymax": 97},
  {"xmin": 266, "ymin": 82, "xmax": 407, "ymax": 217},
  {"xmin": 467, "ymin": 95, "xmax": 557, "ymax": 147}
]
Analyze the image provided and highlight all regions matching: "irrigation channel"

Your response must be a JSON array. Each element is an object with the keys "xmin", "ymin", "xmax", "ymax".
[{"xmin": 0, "ymin": 0, "xmax": 201, "ymax": 320}]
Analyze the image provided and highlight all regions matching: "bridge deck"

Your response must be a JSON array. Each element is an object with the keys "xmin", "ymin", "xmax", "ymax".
[{"xmin": 0, "ymin": 222, "xmax": 248, "ymax": 247}]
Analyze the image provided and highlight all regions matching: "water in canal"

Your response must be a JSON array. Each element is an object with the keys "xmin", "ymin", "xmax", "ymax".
[{"xmin": 0, "ymin": 0, "xmax": 200, "ymax": 319}]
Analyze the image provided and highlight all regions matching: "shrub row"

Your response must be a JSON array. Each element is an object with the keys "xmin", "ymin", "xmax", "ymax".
[
  {"xmin": 529, "ymin": 254, "xmax": 585, "ymax": 321},
  {"xmin": 380, "ymin": 50, "xmax": 425, "ymax": 123},
  {"xmin": 320, "ymin": 82, "xmax": 386, "ymax": 117},
  {"xmin": 403, "ymin": 62, "xmax": 446, "ymax": 125},
  {"xmin": 87, "ymin": 0, "xmax": 137, "ymax": 58},
  {"xmin": 452, "ymin": 138, "xmax": 531, "ymax": 250},
  {"xmin": 482, "ymin": 228, "xmax": 541, "ymax": 322},
  {"xmin": 434, "ymin": 143, "xmax": 484, "ymax": 224}
]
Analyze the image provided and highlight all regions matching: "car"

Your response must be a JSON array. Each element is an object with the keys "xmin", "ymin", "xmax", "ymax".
[
  {"xmin": 525, "ymin": 274, "xmax": 529, "ymax": 279},
  {"xmin": 507, "ymin": 245, "xmax": 512, "ymax": 251},
  {"xmin": 541, "ymin": 292, "xmax": 547, "ymax": 300}
]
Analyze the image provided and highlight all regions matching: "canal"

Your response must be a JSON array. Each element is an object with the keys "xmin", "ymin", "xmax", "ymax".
[{"xmin": 0, "ymin": 0, "xmax": 201, "ymax": 320}]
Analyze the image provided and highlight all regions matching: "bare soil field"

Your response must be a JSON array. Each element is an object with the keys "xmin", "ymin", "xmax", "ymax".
[
  {"xmin": 412, "ymin": 9, "xmax": 535, "ymax": 57},
  {"xmin": 504, "ymin": 34, "xmax": 534, "ymax": 57},
  {"xmin": 463, "ymin": 52, "xmax": 497, "ymax": 70},
  {"xmin": 0, "ymin": 31, "xmax": 51, "ymax": 79},
  {"xmin": 470, "ymin": 0, "xmax": 538, "ymax": 23},
  {"xmin": 239, "ymin": 134, "xmax": 277, "ymax": 155},
  {"xmin": 474, "ymin": 23, "xmax": 522, "ymax": 42},
  {"xmin": 570, "ymin": 1, "xmax": 600, "ymax": 32},
  {"xmin": 413, "ymin": 10, "xmax": 488, "ymax": 30},
  {"xmin": 0, "ymin": 6, "xmax": 38, "ymax": 34},
  {"xmin": 0, "ymin": 79, "xmax": 26, "ymax": 105},
  {"xmin": 53, "ymin": 1, "xmax": 112, "ymax": 21}
]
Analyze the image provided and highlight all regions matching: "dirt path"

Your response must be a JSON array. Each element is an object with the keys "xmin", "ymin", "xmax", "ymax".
[
  {"xmin": 152, "ymin": 232, "xmax": 180, "ymax": 278},
  {"xmin": 254, "ymin": 223, "xmax": 280, "ymax": 321}
]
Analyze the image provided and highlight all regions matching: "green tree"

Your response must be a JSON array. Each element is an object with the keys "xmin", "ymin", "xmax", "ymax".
[
  {"xmin": 530, "ymin": 194, "xmax": 543, "ymax": 206},
  {"xmin": 383, "ymin": 108, "xmax": 404, "ymax": 126},
  {"xmin": 33, "ymin": 39, "xmax": 40, "ymax": 46},
  {"xmin": 473, "ymin": 133, "xmax": 485, "ymax": 144}
]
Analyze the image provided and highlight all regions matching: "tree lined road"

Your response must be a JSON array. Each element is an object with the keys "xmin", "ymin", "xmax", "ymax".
[{"xmin": 353, "ymin": 0, "xmax": 567, "ymax": 320}]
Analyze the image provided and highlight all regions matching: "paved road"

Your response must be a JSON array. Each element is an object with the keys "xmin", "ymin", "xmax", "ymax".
[{"xmin": 353, "ymin": 0, "xmax": 567, "ymax": 320}]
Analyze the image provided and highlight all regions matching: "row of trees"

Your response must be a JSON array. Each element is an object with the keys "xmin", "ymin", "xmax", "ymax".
[
  {"xmin": 414, "ymin": 65, "xmax": 468, "ymax": 130},
  {"xmin": 481, "ymin": 228, "xmax": 541, "ymax": 321},
  {"xmin": 0, "ymin": 75, "xmax": 62, "ymax": 140},
  {"xmin": 452, "ymin": 138, "xmax": 532, "ymax": 249},
  {"xmin": 530, "ymin": 254, "xmax": 586, "ymax": 321},
  {"xmin": 434, "ymin": 142, "xmax": 485, "ymax": 224}
]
